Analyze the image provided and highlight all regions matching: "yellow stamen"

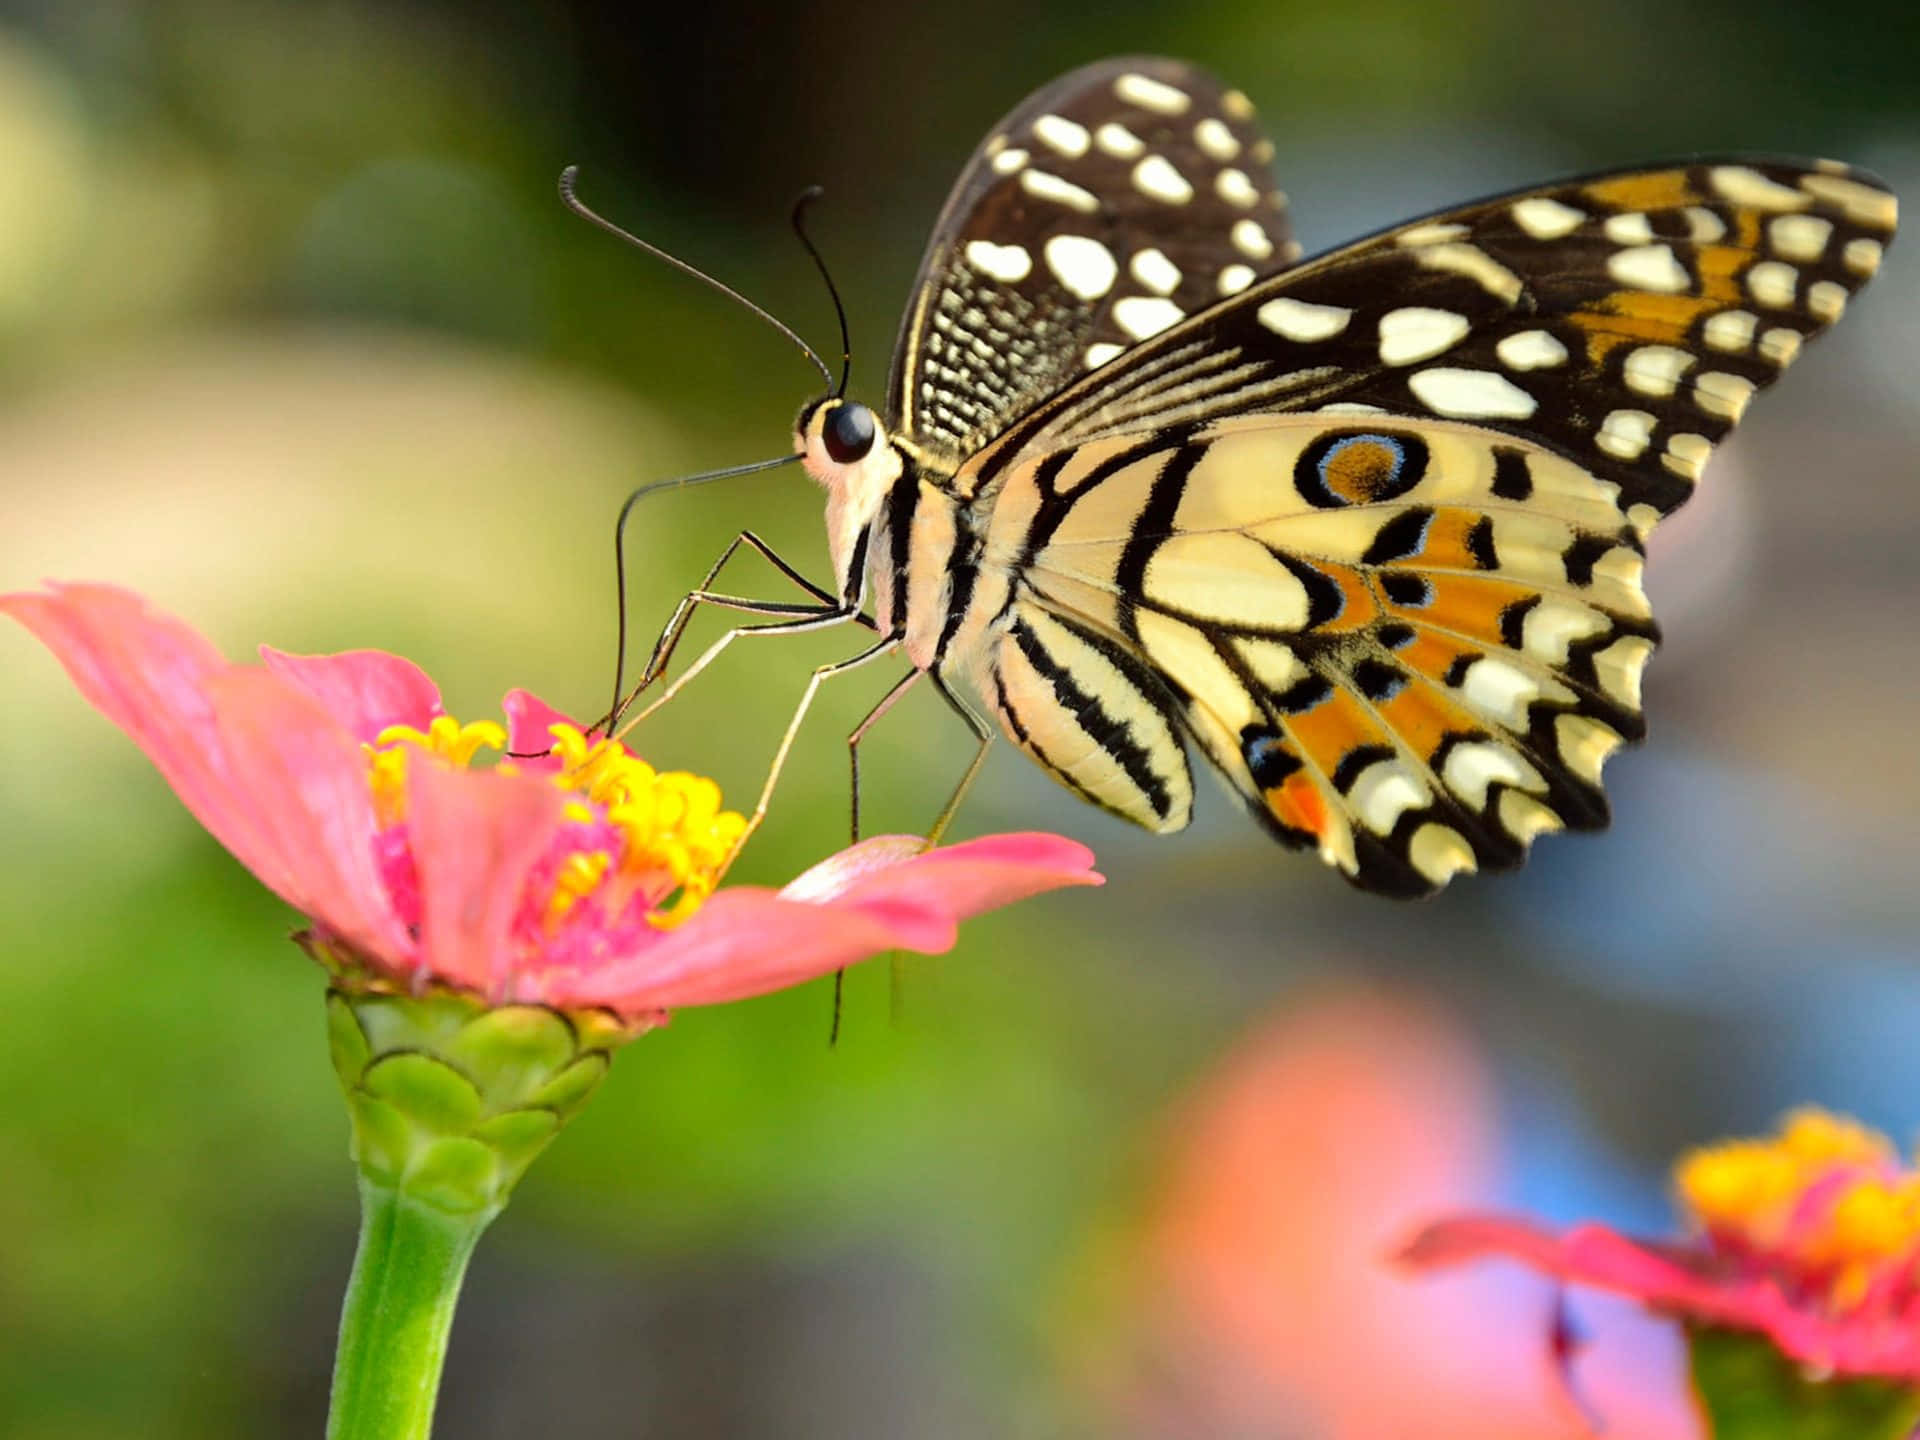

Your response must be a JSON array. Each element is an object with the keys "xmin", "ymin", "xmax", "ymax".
[
  {"xmin": 536, "ymin": 724, "xmax": 746, "ymax": 929},
  {"xmin": 363, "ymin": 717, "xmax": 508, "ymax": 826},
  {"xmin": 1674, "ymin": 1110, "xmax": 1920, "ymax": 1308},
  {"xmin": 547, "ymin": 851, "xmax": 611, "ymax": 927}
]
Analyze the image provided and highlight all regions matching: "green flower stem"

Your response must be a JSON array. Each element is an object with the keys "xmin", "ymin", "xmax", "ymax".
[
  {"xmin": 314, "ymin": 981, "xmax": 633, "ymax": 1440},
  {"xmin": 327, "ymin": 1179, "xmax": 496, "ymax": 1440}
]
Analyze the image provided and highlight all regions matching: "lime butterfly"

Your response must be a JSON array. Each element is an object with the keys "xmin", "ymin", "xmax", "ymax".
[{"xmin": 613, "ymin": 55, "xmax": 1896, "ymax": 897}]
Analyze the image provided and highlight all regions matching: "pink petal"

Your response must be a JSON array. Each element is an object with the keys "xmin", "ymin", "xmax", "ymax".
[
  {"xmin": 560, "ymin": 888, "xmax": 955, "ymax": 1011},
  {"xmin": 200, "ymin": 668, "xmax": 413, "ymax": 961},
  {"xmin": 500, "ymin": 689, "xmax": 585, "ymax": 770},
  {"xmin": 781, "ymin": 831, "xmax": 1103, "ymax": 918},
  {"xmin": 1398, "ymin": 1215, "xmax": 1920, "ymax": 1381},
  {"xmin": 259, "ymin": 647, "xmax": 444, "ymax": 744},
  {"xmin": 4, "ymin": 584, "xmax": 308, "ymax": 905},
  {"xmin": 407, "ymin": 759, "xmax": 567, "ymax": 992}
]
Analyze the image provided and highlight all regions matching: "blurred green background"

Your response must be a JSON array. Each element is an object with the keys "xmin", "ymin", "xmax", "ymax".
[{"xmin": 0, "ymin": 2, "xmax": 1916, "ymax": 1436}]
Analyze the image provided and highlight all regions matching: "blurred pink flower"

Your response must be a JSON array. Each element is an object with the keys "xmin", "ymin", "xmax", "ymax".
[
  {"xmin": 1401, "ymin": 1108, "xmax": 1920, "ymax": 1386},
  {"xmin": 3, "ymin": 582, "xmax": 1101, "ymax": 1021},
  {"xmin": 1096, "ymin": 986, "xmax": 1692, "ymax": 1440}
]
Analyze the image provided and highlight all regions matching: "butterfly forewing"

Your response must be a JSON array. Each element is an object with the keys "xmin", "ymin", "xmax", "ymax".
[
  {"xmin": 885, "ymin": 56, "xmax": 1299, "ymax": 470},
  {"xmin": 951, "ymin": 158, "xmax": 1894, "ymax": 895}
]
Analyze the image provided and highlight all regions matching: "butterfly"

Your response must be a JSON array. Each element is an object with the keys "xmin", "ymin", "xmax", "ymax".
[{"xmin": 625, "ymin": 55, "xmax": 1896, "ymax": 898}]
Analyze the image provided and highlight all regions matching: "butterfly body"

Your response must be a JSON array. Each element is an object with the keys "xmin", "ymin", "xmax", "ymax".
[{"xmin": 792, "ymin": 56, "xmax": 1895, "ymax": 897}]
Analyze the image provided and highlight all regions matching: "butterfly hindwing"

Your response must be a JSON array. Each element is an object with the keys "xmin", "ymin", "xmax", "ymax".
[
  {"xmin": 951, "ymin": 160, "xmax": 1894, "ymax": 895},
  {"xmin": 885, "ymin": 56, "xmax": 1299, "ymax": 469}
]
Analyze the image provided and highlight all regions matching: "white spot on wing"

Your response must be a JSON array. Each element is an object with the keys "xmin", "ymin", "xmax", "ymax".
[
  {"xmin": 1758, "ymin": 327, "xmax": 1802, "ymax": 364},
  {"xmin": 1410, "ymin": 824, "xmax": 1477, "ymax": 886},
  {"xmin": 1443, "ymin": 741, "xmax": 1543, "ymax": 810},
  {"xmin": 1592, "ymin": 635, "xmax": 1653, "ymax": 708},
  {"xmin": 1521, "ymin": 600, "xmax": 1608, "ymax": 665},
  {"xmin": 1622, "ymin": 345, "xmax": 1695, "ymax": 397},
  {"xmin": 1022, "ymin": 169, "xmax": 1100, "ymax": 213},
  {"xmin": 1031, "ymin": 113, "xmax": 1090, "ymax": 158},
  {"xmin": 1662, "ymin": 431, "xmax": 1712, "ymax": 481},
  {"xmin": 1799, "ymin": 172, "xmax": 1898, "ymax": 228},
  {"xmin": 1807, "ymin": 279, "xmax": 1847, "ymax": 322},
  {"xmin": 1044, "ymin": 234, "xmax": 1118, "ymax": 300},
  {"xmin": 1555, "ymin": 713, "xmax": 1622, "ymax": 787},
  {"xmin": 1231, "ymin": 218, "xmax": 1273, "ymax": 259},
  {"xmin": 1377, "ymin": 306, "xmax": 1472, "ymax": 365},
  {"xmin": 1084, "ymin": 342, "xmax": 1125, "ymax": 369},
  {"xmin": 1461, "ymin": 657, "xmax": 1540, "ymax": 728},
  {"xmin": 1115, "ymin": 72, "xmax": 1191, "ymax": 114},
  {"xmin": 1350, "ymin": 760, "xmax": 1429, "ymax": 836},
  {"xmin": 1194, "ymin": 118, "xmax": 1239, "ymax": 160},
  {"xmin": 990, "ymin": 147, "xmax": 1028, "ymax": 175},
  {"xmin": 1399, "ymin": 221, "xmax": 1471, "ymax": 245},
  {"xmin": 1495, "ymin": 329, "xmax": 1568, "ymax": 370},
  {"xmin": 1256, "ymin": 296, "xmax": 1353, "ymax": 341},
  {"xmin": 1703, "ymin": 310, "xmax": 1758, "ymax": 352},
  {"xmin": 1215, "ymin": 168, "xmax": 1259, "ymax": 207},
  {"xmin": 1693, "ymin": 371, "xmax": 1756, "ymax": 421},
  {"xmin": 1608, "ymin": 244, "xmax": 1691, "ymax": 293},
  {"xmin": 964, "ymin": 240, "xmax": 1031, "ymax": 283},
  {"xmin": 1095, "ymin": 122, "xmax": 1145, "ymax": 159},
  {"xmin": 1682, "ymin": 206, "xmax": 1727, "ymax": 242},
  {"xmin": 1769, "ymin": 213, "xmax": 1832, "ymax": 260},
  {"xmin": 1844, "ymin": 237, "xmax": 1884, "ymax": 274},
  {"xmin": 1129, "ymin": 247, "xmax": 1182, "ymax": 296},
  {"xmin": 1132, "ymin": 154, "xmax": 1194, "ymax": 204},
  {"xmin": 1746, "ymin": 259, "xmax": 1798, "ymax": 308},
  {"xmin": 1113, "ymin": 295, "xmax": 1185, "ymax": 340},
  {"xmin": 1710, "ymin": 165, "xmax": 1812, "ymax": 211},
  {"xmin": 1511, "ymin": 196, "xmax": 1587, "ymax": 238},
  {"xmin": 1595, "ymin": 408, "xmax": 1656, "ymax": 459},
  {"xmin": 1603, "ymin": 211, "xmax": 1655, "ymax": 244},
  {"xmin": 1407, "ymin": 367, "xmax": 1537, "ymax": 419},
  {"xmin": 1217, "ymin": 263, "xmax": 1255, "ymax": 295}
]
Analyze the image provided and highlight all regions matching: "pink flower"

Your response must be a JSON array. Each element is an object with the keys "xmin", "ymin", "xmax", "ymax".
[
  {"xmin": 3, "ymin": 582, "xmax": 1101, "ymax": 1021},
  {"xmin": 1399, "ymin": 1108, "xmax": 1920, "ymax": 1386}
]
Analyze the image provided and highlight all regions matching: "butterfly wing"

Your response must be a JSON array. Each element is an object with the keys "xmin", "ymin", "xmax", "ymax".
[
  {"xmin": 955, "ymin": 160, "xmax": 1895, "ymax": 895},
  {"xmin": 885, "ymin": 56, "xmax": 1300, "ymax": 470}
]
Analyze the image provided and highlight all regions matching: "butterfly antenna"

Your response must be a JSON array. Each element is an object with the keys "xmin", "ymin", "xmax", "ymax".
[
  {"xmin": 559, "ymin": 165, "xmax": 833, "ymax": 392},
  {"xmin": 790, "ymin": 186, "xmax": 852, "ymax": 397},
  {"xmin": 604, "ymin": 453, "xmax": 804, "ymax": 737}
]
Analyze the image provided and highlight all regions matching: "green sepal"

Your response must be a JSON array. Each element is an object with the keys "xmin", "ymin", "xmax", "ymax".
[
  {"xmin": 1688, "ymin": 1326, "xmax": 1920, "ymax": 1440},
  {"xmin": 325, "ymin": 986, "xmax": 630, "ymax": 1217}
]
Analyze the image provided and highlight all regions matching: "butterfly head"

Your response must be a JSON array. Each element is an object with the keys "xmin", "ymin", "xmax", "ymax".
[{"xmin": 795, "ymin": 396, "xmax": 902, "ymax": 592}]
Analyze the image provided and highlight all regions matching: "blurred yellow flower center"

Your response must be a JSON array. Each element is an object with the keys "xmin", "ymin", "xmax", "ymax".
[
  {"xmin": 1676, "ymin": 1108, "xmax": 1920, "ymax": 1307},
  {"xmin": 364, "ymin": 716, "xmax": 745, "ymax": 929}
]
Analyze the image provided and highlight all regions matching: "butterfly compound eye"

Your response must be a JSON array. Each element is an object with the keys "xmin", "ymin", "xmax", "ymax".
[{"xmin": 823, "ymin": 402, "xmax": 876, "ymax": 464}]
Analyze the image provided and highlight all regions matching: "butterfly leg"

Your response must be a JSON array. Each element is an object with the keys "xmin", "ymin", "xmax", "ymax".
[
  {"xmin": 922, "ymin": 673, "xmax": 994, "ymax": 852},
  {"xmin": 845, "ymin": 668, "xmax": 926, "ymax": 845},
  {"xmin": 614, "ymin": 602, "xmax": 865, "ymax": 740},
  {"xmin": 609, "ymin": 529, "xmax": 872, "ymax": 729},
  {"xmin": 722, "ymin": 635, "xmax": 902, "ymax": 870}
]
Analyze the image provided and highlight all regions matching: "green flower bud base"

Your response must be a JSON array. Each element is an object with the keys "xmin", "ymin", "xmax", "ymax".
[
  {"xmin": 323, "ymin": 985, "xmax": 633, "ymax": 1440},
  {"xmin": 1688, "ymin": 1326, "xmax": 1920, "ymax": 1440}
]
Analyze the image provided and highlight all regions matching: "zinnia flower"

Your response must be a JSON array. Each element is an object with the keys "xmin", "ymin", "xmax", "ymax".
[
  {"xmin": 5, "ymin": 580, "xmax": 1102, "ymax": 1439},
  {"xmin": 2, "ymin": 582, "xmax": 1100, "ymax": 1021},
  {"xmin": 1399, "ymin": 1108, "xmax": 1920, "ymax": 1432}
]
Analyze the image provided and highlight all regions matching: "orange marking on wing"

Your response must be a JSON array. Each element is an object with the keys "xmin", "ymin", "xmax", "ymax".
[
  {"xmin": 1582, "ymin": 170, "xmax": 1698, "ymax": 212},
  {"xmin": 1268, "ymin": 771, "xmax": 1328, "ymax": 837},
  {"xmin": 1373, "ymin": 675, "xmax": 1483, "ymax": 760},
  {"xmin": 1410, "ymin": 509, "xmax": 1491, "ymax": 570},
  {"xmin": 1569, "ymin": 291, "xmax": 1718, "ymax": 363},
  {"xmin": 1393, "ymin": 574, "xmax": 1537, "ymax": 648},
  {"xmin": 1395, "ymin": 629, "xmax": 1482, "ymax": 685},
  {"xmin": 1314, "ymin": 561, "xmax": 1382, "ymax": 635},
  {"xmin": 1282, "ymin": 684, "xmax": 1385, "ymax": 781}
]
